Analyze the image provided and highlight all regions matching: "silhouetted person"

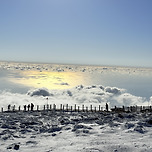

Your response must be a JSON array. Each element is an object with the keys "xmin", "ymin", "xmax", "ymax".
[
  {"xmin": 24, "ymin": 105, "xmax": 26, "ymax": 111},
  {"xmin": 31, "ymin": 103, "xmax": 34, "ymax": 111},
  {"xmin": 18, "ymin": 106, "xmax": 21, "ymax": 111},
  {"xmin": 130, "ymin": 106, "xmax": 133, "ymax": 112},
  {"xmin": 106, "ymin": 103, "xmax": 108, "ymax": 112},
  {"xmin": 8, "ymin": 104, "xmax": 11, "ymax": 111},
  {"xmin": 123, "ymin": 106, "xmax": 125, "ymax": 112},
  {"xmin": 47, "ymin": 104, "xmax": 49, "ymax": 110},
  {"xmin": 13, "ymin": 105, "xmax": 15, "ymax": 111},
  {"xmin": 27, "ymin": 104, "xmax": 30, "ymax": 111}
]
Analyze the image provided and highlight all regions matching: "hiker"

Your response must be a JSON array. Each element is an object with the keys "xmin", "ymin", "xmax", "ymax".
[
  {"xmin": 24, "ymin": 105, "xmax": 26, "ymax": 111},
  {"xmin": 106, "ymin": 103, "xmax": 109, "ymax": 112},
  {"xmin": 31, "ymin": 103, "xmax": 34, "ymax": 111},
  {"xmin": 27, "ymin": 104, "xmax": 30, "ymax": 111},
  {"xmin": 18, "ymin": 106, "xmax": 21, "ymax": 111},
  {"xmin": 8, "ymin": 104, "xmax": 11, "ymax": 111},
  {"xmin": 13, "ymin": 105, "xmax": 15, "ymax": 111}
]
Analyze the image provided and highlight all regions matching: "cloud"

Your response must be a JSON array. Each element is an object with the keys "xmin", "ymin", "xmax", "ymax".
[
  {"xmin": 27, "ymin": 88, "xmax": 51, "ymax": 97},
  {"xmin": 104, "ymin": 87, "xmax": 124, "ymax": 95},
  {"xmin": 0, "ymin": 85, "xmax": 149, "ymax": 111},
  {"xmin": 55, "ymin": 83, "xmax": 69, "ymax": 86}
]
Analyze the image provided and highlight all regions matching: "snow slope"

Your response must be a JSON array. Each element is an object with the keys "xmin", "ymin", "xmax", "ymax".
[{"xmin": 0, "ymin": 110, "xmax": 152, "ymax": 152}]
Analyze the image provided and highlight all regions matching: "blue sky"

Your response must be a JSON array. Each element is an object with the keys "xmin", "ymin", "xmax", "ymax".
[{"xmin": 0, "ymin": 0, "xmax": 152, "ymax": 67}]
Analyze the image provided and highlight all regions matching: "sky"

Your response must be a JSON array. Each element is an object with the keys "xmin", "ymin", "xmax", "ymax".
[{"xmin": 0, "ymin": 0, "xmax": 152, "ymax": 67}]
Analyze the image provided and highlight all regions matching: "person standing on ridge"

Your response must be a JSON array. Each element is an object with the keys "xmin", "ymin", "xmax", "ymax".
[
  {"xmin": 31, "ymin": 103, "xmax": 34, "ymax": 111},
  {"xmin": 106, "ymin": 103, "xmax": 109, "ymax": 112},
  {"xmin": 27, "ymin": 104, "xmax": 30, "ymax": 111}
]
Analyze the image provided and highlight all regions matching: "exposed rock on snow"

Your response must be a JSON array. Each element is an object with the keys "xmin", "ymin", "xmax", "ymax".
[
  {"xmin": 0, "ymin": 111, "xmax": 152, "ymax": 151},
  {"xmin": 7, "ymin": 143, "xmax": 20, "ymax": 150}
]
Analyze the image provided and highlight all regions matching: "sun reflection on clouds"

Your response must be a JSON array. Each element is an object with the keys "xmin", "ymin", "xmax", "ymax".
[{"xmin": 9, "ymin": 71, "xmax": 85, "ymax": 90}]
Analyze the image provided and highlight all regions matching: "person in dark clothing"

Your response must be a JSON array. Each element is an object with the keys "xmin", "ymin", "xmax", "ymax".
[
  {"xmin": 106, "ymin": 103, "xmax": 109, "ymax": 112},
  {"xmin": 8, "ymin": 104, "xmax": 11, "ymax": 111},
  {"xmin": 24, "ymin": 105, "xmax": 26, "ymax": 111},
  {"xmin": 27, "ymin": 104, "xmax": 30, "ymax": 111},
  {"xmin": 31, "ymin": 103, "xmax": 34, "ymax": 111},
  {"xmin": 18, "ymin": 106, "xmax": 21, "ymax": 111},
  {"xmin": 13, "ymin": 105, "xmax": 15, "ymax": 111}
]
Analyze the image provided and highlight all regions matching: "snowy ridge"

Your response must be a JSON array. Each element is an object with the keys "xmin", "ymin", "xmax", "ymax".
[{"xmin": 0, "ymin": 111, "xmax": 152, "ymax": 151}]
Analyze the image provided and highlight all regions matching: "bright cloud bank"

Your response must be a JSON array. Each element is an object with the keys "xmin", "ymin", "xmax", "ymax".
[{"xmin": 0, "ymin": 85, "xmax": 149, "ymax": 111}]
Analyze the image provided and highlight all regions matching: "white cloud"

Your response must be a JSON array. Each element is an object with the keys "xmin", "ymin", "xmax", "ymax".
[
  {"xmin": 0, "ymin": 85, "xmax": 149, "ymax": 111},
  {"xmin": 27, "ymin": 88, "xmax": 50, "ymax": 97}
]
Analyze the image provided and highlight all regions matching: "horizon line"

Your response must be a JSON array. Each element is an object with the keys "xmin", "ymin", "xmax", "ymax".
[{"xmin": 0, "ymin": 60, "xmax": 151, "ymax": 69}]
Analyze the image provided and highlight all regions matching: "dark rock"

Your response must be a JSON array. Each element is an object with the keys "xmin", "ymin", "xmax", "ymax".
[
  {"xmin": 48, "ymin": 126, "xmax": 62, "ymax": 133},
  {"xmin": 83, "ymin": 129, "xmax": 89, "ymax": 134},
  {"xmin": 59, "ymin": 118, "xmax": 70, "ymax": 125},
  {"xmin": 7, "ymin": 143, "xmax": 20, "ymax": 150},
  {"xmin": 96, "ymin": 120, "xmax": 104, "ymax": 125},
  {"xmin": 147, "ymin": 119, "xmax": 152, "ymax": 125},
  {"xmin": 134, "ymin": 125, "xmax": 146, "ymax": 134},
  {"xmin": 74, "ymin": 124, "xmax": 84, "ymax": 129},
  {"xmin": 1, "ymin": 124, "xmax": 8, "ymax": 129},
  {"xmin": 14, "ymin": 144, "xmax": 20, "ymax": 150},
  {"xmin": 7, "ymin": 146, "xmax": 12, "ymax": 149},
  {"xmin": 26, "ymin": 141, "xmax": 37, "ymax": 145},
  {"xmin": 118, "ymin": 114, "xmax": 124, "ymax": 119},
  {"xmin": 125, "ymin": 123, "xmax": 135, "ymax": 129},
  {"xmin": 52, "ymin": 133, "xmax": 56, "ymax": 136}
]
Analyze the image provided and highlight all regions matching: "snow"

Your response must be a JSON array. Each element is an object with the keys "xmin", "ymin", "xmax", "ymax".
[{"xmin": 0, "ymin": 111, "xmax": 152, "ymax": 151}]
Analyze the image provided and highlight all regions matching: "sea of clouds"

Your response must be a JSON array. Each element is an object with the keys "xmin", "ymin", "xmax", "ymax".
[
  {"xmin": 0, "ymin": 61, "xmax": 151, "ymax": 110},
  {"xmin": 0, "ymin": 85, "xmax": 149, "ymax": 111}
]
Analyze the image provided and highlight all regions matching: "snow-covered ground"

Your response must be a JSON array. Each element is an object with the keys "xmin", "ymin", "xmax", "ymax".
[{"xmin": 0, "ymin": 110, "xmax": 152, "ymax": 152}]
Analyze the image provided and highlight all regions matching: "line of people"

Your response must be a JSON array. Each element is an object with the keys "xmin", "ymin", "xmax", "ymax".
[
  {"xmin": 23, "ymin": 103, "xmax": 34, "ymax": 111},
  {"xmin": 8, "ymin": 103, "xmax": 34, "ymax": 111},
  {"xmin": 7, "ymin": 103, "xmax": 108, "ymax": 112}
]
